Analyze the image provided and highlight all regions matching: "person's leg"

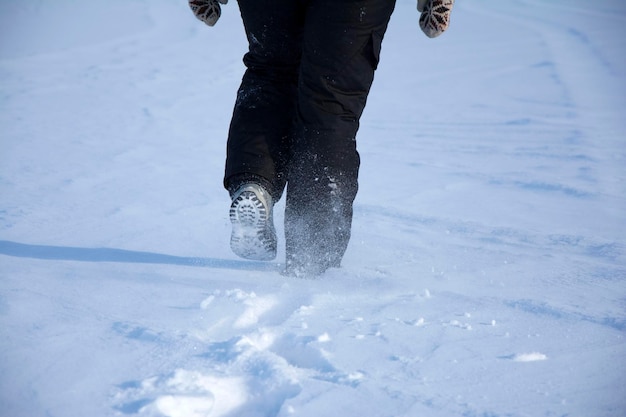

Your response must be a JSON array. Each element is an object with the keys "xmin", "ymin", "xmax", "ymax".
[
  {"xmin": 225, "ymin": 0, "xmax": 306, "ymax": 261},
  {"xmin": 285, "ymin": 0, "xmax": 396, "ymax": 276},
  {"xmin": 224, "ymin": 0, "xmax": 306, "ymax": 200}
]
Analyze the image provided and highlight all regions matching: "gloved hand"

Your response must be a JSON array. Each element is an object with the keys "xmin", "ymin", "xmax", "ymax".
[
  {"xmin": 417, "ymin": 0, "xmax": 455, "ymax": 38},
  {"xmin": 189, "ymin": 0, "xmax": 228, "ymax": 27}
]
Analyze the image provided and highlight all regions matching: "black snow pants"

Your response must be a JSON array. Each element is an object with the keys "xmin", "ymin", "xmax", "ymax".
[{"xmin": 225, "ymin": 0, "xmax": 396, "ymax": 274}]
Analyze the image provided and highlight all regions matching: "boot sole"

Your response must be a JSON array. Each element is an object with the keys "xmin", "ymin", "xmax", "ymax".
[{"xmin": 229, "ymin": 188, "xmax": 277, "ymax": 261}]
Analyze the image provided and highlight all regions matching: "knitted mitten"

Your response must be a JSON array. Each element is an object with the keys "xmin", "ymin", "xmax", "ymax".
[
  {"xmin": 189, "ymin": 0, "xmax": 228, "ymax": 27},
  {"xmin": 418, "ymin": 0, "xmax": 455, "ymax": 38}
]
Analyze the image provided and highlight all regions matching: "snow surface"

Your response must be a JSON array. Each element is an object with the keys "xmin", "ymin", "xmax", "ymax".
[{"xmin": 1, "ymin": 0, "xmax": 625, "ymax": 416}]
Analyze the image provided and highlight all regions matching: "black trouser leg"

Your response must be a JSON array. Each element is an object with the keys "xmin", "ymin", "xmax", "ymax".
[
  {"xmin": 285, "ymin": 0, "xmax": 396, "ymax": 274},
  {"xmin": 224, "ymin": 0, "xmax": 304, "ymax": 200}
]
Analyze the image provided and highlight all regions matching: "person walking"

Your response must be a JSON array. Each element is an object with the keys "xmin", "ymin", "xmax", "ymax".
[{"xmin": 189, "ymin": 0, "xmax": 454, "ymax": 277}]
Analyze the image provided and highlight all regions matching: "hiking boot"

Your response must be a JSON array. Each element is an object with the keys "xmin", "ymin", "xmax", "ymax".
[{"xmin": 229, "ymin": 183, "xmax": 277, "ymax": 261}]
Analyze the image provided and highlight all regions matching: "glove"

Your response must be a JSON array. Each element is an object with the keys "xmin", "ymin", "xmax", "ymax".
[
  {"xmin": 189, "ymin": 0, "xmax": 228, "ymax": 27},
  {"xmin": 418, "ymin": 0, "xmax": 455, "ymax": 38}
]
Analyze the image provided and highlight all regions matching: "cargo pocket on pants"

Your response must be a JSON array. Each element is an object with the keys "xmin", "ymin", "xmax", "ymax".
[{"xmin": 367, "ymin": 31, "xmax": 383, "ymax": 70}]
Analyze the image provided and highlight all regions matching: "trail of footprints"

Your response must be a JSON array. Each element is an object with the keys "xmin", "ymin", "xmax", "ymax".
[
  {"xmin": 112, "ymin": 288, "xmax": 358, "ymax": 416},
  {"xmin": 112, "ymin": 287, "xmax": 559, "ymax": 416}
]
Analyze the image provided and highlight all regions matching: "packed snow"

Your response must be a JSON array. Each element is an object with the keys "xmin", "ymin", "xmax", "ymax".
[{"xmin": 1, "ymin": 0, "xmax": 625, "ymax": 416}]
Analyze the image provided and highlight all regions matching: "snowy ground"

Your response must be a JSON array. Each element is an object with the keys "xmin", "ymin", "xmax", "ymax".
[{"xmin": 1, "ymin": 0, "xmax": 625, "ymax": 416}]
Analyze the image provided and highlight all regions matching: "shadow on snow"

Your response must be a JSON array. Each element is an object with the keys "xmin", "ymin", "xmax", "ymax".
[{"xmin": 0, "ymin": 240, "xmax": 278, "ymax": 272}]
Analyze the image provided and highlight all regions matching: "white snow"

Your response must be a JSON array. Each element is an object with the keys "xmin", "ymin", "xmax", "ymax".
[
  {"xmin": 512, "ymin": 352, "xmax": 548, "ymax": 363},
  {"xmin": 1, "ymin": 0, "xmax": 625, "ymax": 416}
]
